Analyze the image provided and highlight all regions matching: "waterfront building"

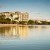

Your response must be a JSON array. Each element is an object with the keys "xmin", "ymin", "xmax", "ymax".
[
  {"xmin": 1, "ymin": 12, "xmax": 12, "ymax": 19},
  {"xmin": 22, "ymin": 12, "xmax": 29, "ymax": 21},
  {"xmin": 13, "ymin": 12, "xmax": 29, "ymax": 22},
  {"xmin": 0, "ymin": 11, "xmax": 29, "ymax": 22}
]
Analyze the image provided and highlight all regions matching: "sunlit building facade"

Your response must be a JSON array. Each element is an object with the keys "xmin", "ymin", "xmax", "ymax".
[
  {"xmin": 21, "ymin": 12, "xmax": 29, "ymax": 21},
  {"xmin": 0, "ymin": 11, "xmax": 29, "ymax": 22},
  {"xmin": 1, "ymin": 12, "xmax": 12, "ymax": 19}
]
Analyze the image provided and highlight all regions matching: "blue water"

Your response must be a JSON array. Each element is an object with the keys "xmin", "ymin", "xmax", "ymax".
[{"xmin": 0, "ymin": 25, "xmax": 50, "ymax": 50}]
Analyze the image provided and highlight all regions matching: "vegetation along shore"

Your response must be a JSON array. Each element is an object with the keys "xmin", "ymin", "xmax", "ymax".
[{"xmin": 0, "ymin": 12, "xmax": 50, "ymax": 25}]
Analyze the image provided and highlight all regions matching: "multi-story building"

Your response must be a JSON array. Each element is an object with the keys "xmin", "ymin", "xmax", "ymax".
[
  {"xmin": 1, "ymin": 12, "xmax": 12, "ymax": 19},
  {"xmin": 18, "ymin": 12, "xmax": 29, "ymax": 21},
  {"xmin": 14, "ymin": 11, "xmax": 21, "ymax": 22},
  {"xmin": 22, "ymin": 12, "xmax": 29, "ymax": 21},
  {"xmin": 13, "ymin": 12, "xmax": 29, "ymax": 22},
  {"xmin": 0, "ymin": 11, "xmax": 29, "ymax": 22}
]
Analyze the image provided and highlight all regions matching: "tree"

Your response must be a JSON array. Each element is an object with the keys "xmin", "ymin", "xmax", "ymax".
[
  {"xmin": 12, "ymin": 20, "xmax": 16, "ymax": 24},
  {"xmin": 0, "ymin": 14, "xmax": 6, "ymax": 19},
  {"xmin": 5, "ymin": 18, "xmax": 11, "ymax": 24},
  {"xmin": 0, "ymin": 18, "xmax": 5, "ymax": 24},
  {"xmin": 41, "ymin": 21, "xmax": 47, "ymax": 25},
  {"xmin": 27, "ymin": 20, "xmax": 34, "ymax": 25},
  {"xmin": 19, "ymin": 21, "xmax": 27, "ymax": 25},
  {"xmin": 0, "ymin": 15, "xmax": 6, "ymax": 24}
]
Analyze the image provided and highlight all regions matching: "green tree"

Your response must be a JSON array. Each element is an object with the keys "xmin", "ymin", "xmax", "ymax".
[
  {"xmin": 12, "ymin": 20, "xmax": 16, "ymax": 24},
  {"xmin": 0, "ymin": 18, "xmax": 5, "ymax": 24},
  {"xmin": 0, "ymin": 14, "xmax": 6, "ymax": 19},
  {"xmin": 19, "ymin": 21, "xmax": 27, "ymax": 25},
  {"xmin": 41, "ymin": 21, "xmax": 47, "ymax": 25},
  {"xmin": 5, "ymin": 18, "xmax": 11, "ymax": 24},
  {"xmin": 27, "ymin": 20, "xmax": 34, "ymax": 25},
  {"xmin": 0, "ymin": 15, "xmax": 6, "ymax": 24}
]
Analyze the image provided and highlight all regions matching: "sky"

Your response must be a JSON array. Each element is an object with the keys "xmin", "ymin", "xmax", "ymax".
[{"xmin": 0, "ymin": 0, "xmax": 50, "ymax": 20}]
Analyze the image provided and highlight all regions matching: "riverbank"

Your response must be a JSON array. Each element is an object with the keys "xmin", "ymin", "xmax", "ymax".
[
  {"xmin": 0, "ymin": 24, "xmax": 50, "ymax": 27},
  {"xmin": 0, "ymin": 24, "xmax": 18, "ymax": 27},
  {"xmin": 0, "ymin": 24, "xmax": 33, "ymax": 27}
]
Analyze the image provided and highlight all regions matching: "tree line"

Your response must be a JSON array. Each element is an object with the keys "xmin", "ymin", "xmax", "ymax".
[{"xmin": 0, "ymin": 14, "xmax": 50, "ymax": 25}]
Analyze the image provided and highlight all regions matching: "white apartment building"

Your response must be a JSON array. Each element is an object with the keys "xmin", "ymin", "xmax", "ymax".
[
  {"xmin": 22, "ymin": 12, "xmax": 29, "ymax": 21},
  {"xmin": 18, "ymin": 12, "xmax": 29, "ymax": 21},
  {"xmin": 0, "ymin": 11, "xmax": 29, "ymax": 22}
]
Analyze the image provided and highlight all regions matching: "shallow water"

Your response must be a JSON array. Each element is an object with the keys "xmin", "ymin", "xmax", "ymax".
[{"xmin": 0, "ymin": 25, "xmax": 50, "ymax": 50}]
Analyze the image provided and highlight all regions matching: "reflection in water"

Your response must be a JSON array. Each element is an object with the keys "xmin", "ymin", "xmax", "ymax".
[
  {"xmin": 0, "ymin": 25, "xmax": 50, "ymax": 39},
  {"xmin": 0, "ymin": 26, "xmax": 29, "ymax": 39},
  {"xmin": 0, "ymin": 25, "xmax": 50, "ymax": 40},
  {"xmin": 0, "ymin": 25, "xmax": 50, "ymax": 50},
  {"xmin": 18, "ymin": 26, "xmax": 28, "ymax": 38}
]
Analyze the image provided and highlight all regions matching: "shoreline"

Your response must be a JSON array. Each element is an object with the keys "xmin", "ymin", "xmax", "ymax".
[{"xmin": 0, "ymin": 24, "xmax": 50, "ymax": 27}]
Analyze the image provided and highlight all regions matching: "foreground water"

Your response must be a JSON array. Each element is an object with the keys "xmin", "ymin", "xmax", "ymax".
[{"xmin": 0, "ymin": 25, "xmax": 50, "ymax": 50}]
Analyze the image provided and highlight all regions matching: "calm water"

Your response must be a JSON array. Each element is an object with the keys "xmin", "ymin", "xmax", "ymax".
[{"xmin": 0, "ymin": 25, "xmax": 50, "ymax": 50}]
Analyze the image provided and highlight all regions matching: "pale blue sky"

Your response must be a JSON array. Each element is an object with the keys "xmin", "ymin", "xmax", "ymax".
[{"xmin": 0, "ymin": 0, "xmax": 50, "ymax": 20}]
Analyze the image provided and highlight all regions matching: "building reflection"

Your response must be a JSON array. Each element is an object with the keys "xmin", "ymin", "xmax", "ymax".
[
  {"xmin": 0, "ymin": 26, "xmax": 29, "ymax": 39},
  {"xmin": 18, "ymin": 26, "xmax": 28, "ymax": 38}
]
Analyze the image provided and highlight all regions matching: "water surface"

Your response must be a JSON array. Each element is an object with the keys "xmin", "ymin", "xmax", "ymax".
[{"xmin": 0, "ymin": 25, "xmax": 50, "ymax": 50}]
